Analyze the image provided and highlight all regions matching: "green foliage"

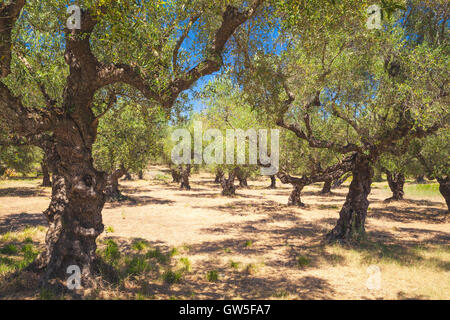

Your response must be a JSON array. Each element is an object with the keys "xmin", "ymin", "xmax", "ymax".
[
  {"xmin": 162, "ymin": 269, "xmax": 183, "ymax": 284},
  {"xmin": 94, "ymin": 101, "xmax": 166, "ymax": 176},
  {"xmin": 206, "ymin": 270, "xmax": 219, "ymax": 282},
  {"xmin": 0, "ymin": 244, "xmax": 18, "ymax": 255}
]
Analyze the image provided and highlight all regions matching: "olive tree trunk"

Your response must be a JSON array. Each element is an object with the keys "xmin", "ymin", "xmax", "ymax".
[
  {"xmin": 105, "ymin": 166, "xmax": 126, "ymax": 201},
  {"xmin": 326, "ymin": 156, "xmax": 373, "ymax": 242},
  {"xmin": 221, "ymin": 169, "xmax": 237, "ymax": 196},
  {"xmin": 180, "ymin": 164, "xmax": 191, "ymax": 190},
  {"xmin": 32, "ymin": 124, "xmax": 107, "ymax": 286},
  {"xmin": 320, "ymin": 179, "xmax": 332, "ymax": 195},
  {"xmin": 236, "ymin": 168, "xmax": 248, "ymax": 188},
  {"xmin": 214, "ymin": 169, "xmax": 224, "ymax": 183},
  {"xmin": 171, "ymin": 166, "xmax": 182, "ymax": 183},
  {"xmin": 385, "ymin": 170, "xmax": 405, "ymax": 201},
  {"xmin": 437, "ymin": 177, "xmax": 449, "ymax": 212},
  {"xmin": 41, "ymin": 162, "xmax": 51, "ymax": 187},
  {"xmin": 269, "ymin": 175, "xmax": 276, "ymax": 189},
  {"xmin": 288, "ymin": 184, "xmax": 305, "ymax": 207}
]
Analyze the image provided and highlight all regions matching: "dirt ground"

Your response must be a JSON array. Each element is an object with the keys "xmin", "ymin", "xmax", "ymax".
[{"xmin": 0, "ymin": 166, "xmax": 448, "ymax": 300}]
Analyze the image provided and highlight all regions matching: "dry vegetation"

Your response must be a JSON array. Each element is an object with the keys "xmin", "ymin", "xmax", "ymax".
[{"xmin": 0, "ymin": 166, "xmax": 448, "ymax": 300}]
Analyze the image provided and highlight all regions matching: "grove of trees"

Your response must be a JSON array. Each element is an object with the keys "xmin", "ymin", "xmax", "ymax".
[{"xmin": 0, "ymin": 0, "xmax": 448, "ymax": 290}]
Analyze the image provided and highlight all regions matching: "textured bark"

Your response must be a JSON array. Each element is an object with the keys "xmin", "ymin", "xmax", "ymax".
[
  {"xmin": 327, "ymin": 156, "xmax": 373, "ymax": 242},
  {"xmin": 171, "ymin": 167, "xmax": 182, "ymax": 183},
  {"xmin": 0, "ymin": 0, "xmax": 264, "ymax": 288},
  {"xmin": 180, "ymin": 164, "xmax": 191, "ymax": 190},
  {"xmin": 385, "ymin": 170, "xmax": 405, "ymax": 201},
  {"xmin": 288, "ymin": 184, "xmax": 305, "ymax": 206},
  {"xmin": 236, "ymin": 168, "xmax": 248, "ymax": 188},
  {"xmin": 269, "ymin": 175, "xmax": 276, "ymax": 189},
  {"xmin": 321, "ymin": 179, "xmax": 332, "ymax": 195},
  {"xmin": 214, "ymin": 169, "xmax": 224, "ymax": 183},
  {"xmin": 138, "ymin": 170, "xmax": 144, "ymax": 180},
  {"xmin": 41, "ymin": 162, "xmax": 51, "ymax": 187},
  {"xmin": 31, "ymin": 128, "xmax": 107, "ymax": 286},
  {"xmin": 437, "ymin": 177, "xmax": 449, "ymax": 212},
  {"xmin": 105, "ymin": 166, "xmax": 126, "ymax": 201},
  {"xmin": 221, "ymin": 169, "xmax": 237, "ymax": 196}
]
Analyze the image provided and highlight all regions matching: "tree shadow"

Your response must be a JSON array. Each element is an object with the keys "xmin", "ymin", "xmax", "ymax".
[
  {"xmin": 105, "ymin": 195, "xmax": 175, "ymax": 209},
  {"xmin": 0, "ymin": 212, "xmax": 47, "ymax": 234},
  {"xmin": 0, "ymin": 187, "xmax": 47, "ymax": 198},
  {"xmin": 369, "ymin": 205, "xmax": 447, "ymax": 224}
]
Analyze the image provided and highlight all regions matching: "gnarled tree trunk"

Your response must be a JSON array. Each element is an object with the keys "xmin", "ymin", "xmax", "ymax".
[
  {"xmin": 105, "ymin": 166, "xmax": 126, "ymax": 201},
  {"xmin": 180, "ymin": 164, "xmax": 191, "ymax": 190},
  {"xmin": 214, "ymin": 169, "xmax": 224, "ymax": 183},
  {"xmin": 171, "ymin": 166, "xmax": 182, "ymax": 183},
  {"xmin": 437, "ymin": 177, "xmax": 449, "ymax": 212},
  {"xmin": 288, "ymin": 184, "xmax": 305, "ymax": 206},
  {"xmin": 269, "ymin": 175, "xmax": 276, "ymax": 189},
  {"xmin": 385, "ymin": 170, "xmax": 405, "ymax": 201},
  {"xmin": 326, "ymin": 155, "xmax": 373, "ymax": 242},
  {"xmin": 236, "ymin": 168, "xmax": 248, "ymax": 188},
  {"xmin": 41, "ymin": 162, "xmax": 51, "ymax": 187},
  {"xmin": 221, "ymin": 169, "xmax": 237, "ymax": 196},
  {"xmin": 320, "ymin": 179, "xmax": 332, "ymax": 195},
  {"xmin": 32, "ymin": 124, "xmax": 107, "ymax": 287}
]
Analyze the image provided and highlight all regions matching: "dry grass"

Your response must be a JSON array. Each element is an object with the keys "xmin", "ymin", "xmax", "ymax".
[{"xmin": 0, "ymin": 166, "xmax": 448, "ymax": 300}]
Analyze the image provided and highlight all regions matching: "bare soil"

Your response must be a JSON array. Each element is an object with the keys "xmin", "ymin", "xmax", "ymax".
[{"xmin": 0, "ymin": 166, "xmax": 448, "ymax": 300}]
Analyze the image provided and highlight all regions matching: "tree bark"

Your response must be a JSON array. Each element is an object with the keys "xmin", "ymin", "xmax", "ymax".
[
  {"xmin": 236, "ymin": 168, "xmax": 248, "ymax": 188},
  {"xmin": 221, "ymin": 169, "xmax": 237, "ymax": 196},
  {"xmin": 105, "ymin": 166, "xmax": 126, "ymax": 201},
  {"xmin": 288, "ymin": 184, "xmax": 305, "ymax": 206},
  {"xmin": 326, "ymin": 155, "xmax": 373, "ymax": 242},
  {"xmin": 32, "ymin": 128, "xmax": 107, "ymax": 286},
  {"xmin": 214, "ymin": 169, "xmax": 224, "ymax": 183},
  {"xmin": 41, "ymin": 162, "xmax": 51, "ymax": 187},
  {"xmin": 138, "ymin": 170, "xmax": 144, "ymax": 180},
  {"xmin": 320, "ymin": 179, "xmax": 332, "ymax": 195},
  {"xmin": 171, "ymin": 167, "xmax": 182, "ymax": 183},
  {"xmin": 269, "ymin": 175, "xmax": 276, "ymax": 189},
  {"xmin": 437, "ymin": 177, "xmax": 449, "ymax": 212},
  {"xmin": 385, "ymin": 170, "xmax": 405, "ymax": 201},
  {"xmin": 180, "ymin": 164, "xmax": 191, "ymax": 190}
]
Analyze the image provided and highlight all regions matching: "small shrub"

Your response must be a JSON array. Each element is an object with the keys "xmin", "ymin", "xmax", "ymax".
[
  {"xmin": 162, "ymin": 270, "xmax": 183, "ymax": 284},
  {"xmin": 179, "ymin": 257, "xmax": 192, "ymax": 273},
  {"xmin": 297, "ymin": 255, "xmax": 311, "ymax": 268},
  {"xmin": 244, "ymin": 240, "xmax": 253, "ymax": 248},
  {"xmin": 125, "ymin": 256, "xmax": 150, "ymax": 276},
  {"xmin": 103, "ymin": 239, "xmax": 120, "ymax": 264},
  {"xmin": 105, "ymin": 226, "xmax": 115, "ymax": 233},
  {"xmin": 131, "ymin": 240, "xmax": 148, "ymax": 252},
  {"xmin": 146, "ymin": 248, "xmax": 169, "ymax": 265},
  {"xmin": 229, "ymin": 260, "xmax": 240, "ymax": 269},
  {"xmin": 206, "ymin": 270, "xmax": 219, "ymax": 282}
]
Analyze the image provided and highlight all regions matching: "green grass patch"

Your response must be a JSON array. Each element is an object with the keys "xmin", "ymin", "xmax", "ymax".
[
  {"xmin": 297, "ymin": 255, "xmax": 311, "ymax": 268},
  {"xmin": 206, "ymin": 270, "xmax": 219, "ymax": 282},
  {"xmin": 0, "ymin": 244, "xmax": 18, "ymax": 255}
]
